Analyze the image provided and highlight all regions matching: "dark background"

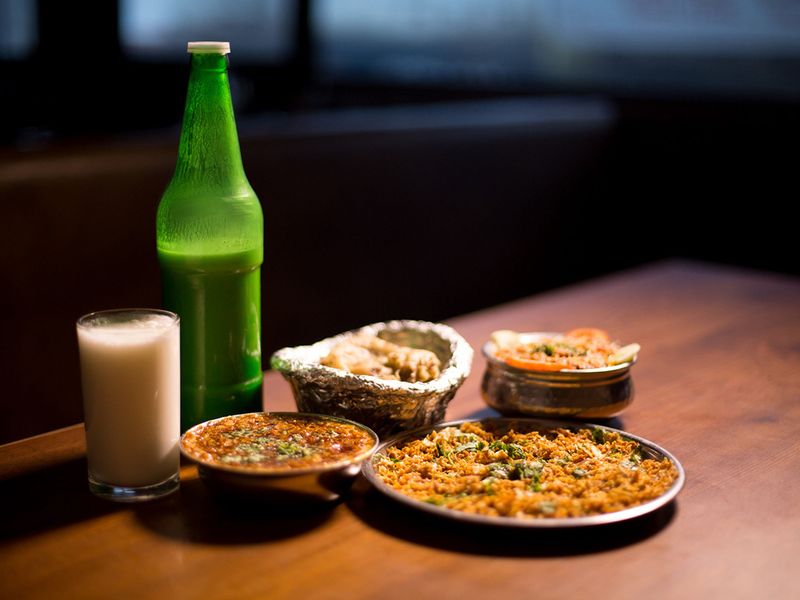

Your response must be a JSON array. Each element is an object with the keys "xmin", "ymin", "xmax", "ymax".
[{"xmin": 2, "ymin": 1, "xmax": 798, "ymax": 443}]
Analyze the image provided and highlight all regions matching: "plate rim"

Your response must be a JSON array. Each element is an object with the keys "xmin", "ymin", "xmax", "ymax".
[{"xmin": 361, "ymin": 417, "xmax": 685, "ymax": 528}]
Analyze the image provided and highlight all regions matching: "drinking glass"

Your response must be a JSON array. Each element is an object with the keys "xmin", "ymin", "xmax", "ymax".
[{"xmin": 76, "ymin": 309, "xmax": 180, "ymax": 501}]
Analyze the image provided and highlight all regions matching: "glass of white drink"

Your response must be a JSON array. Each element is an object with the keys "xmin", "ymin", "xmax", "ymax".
[{"xmin": 77, "ymin": 309, "xmax": 180, "ymax": 501}]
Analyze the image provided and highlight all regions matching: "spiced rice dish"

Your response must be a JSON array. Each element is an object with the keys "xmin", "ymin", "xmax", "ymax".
[{"xmin": 372, "ymin": 421, "xmax": 678, "ymax": 519}]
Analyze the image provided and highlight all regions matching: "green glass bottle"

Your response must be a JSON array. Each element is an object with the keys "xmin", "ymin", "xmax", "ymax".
[{"xmin": 157, "ymin": 42, "xmax": 263, "ymax": 431}]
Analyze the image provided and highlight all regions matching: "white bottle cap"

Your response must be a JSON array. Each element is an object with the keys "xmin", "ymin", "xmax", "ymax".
[{"xmin": 187, "ymin": 41, "xmax": 231, "ymax": 55}]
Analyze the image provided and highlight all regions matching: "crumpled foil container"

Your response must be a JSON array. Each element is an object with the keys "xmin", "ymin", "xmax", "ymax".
[{"xmin": 270, "ymin": 320, "xmax": 473, "ymax": 438}]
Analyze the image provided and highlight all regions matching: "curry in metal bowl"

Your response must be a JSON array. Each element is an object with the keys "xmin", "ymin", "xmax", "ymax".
[
  {"xmin": 482, "ymin": 328, "xmax": 640, "ymax": 418},
  {"xmin": 181, "ymin": 412, "xmax": 379, "ymax": 502},
  {"xmin": 490, "ymin": 328, "xmax": 640, "ymax": 372}
]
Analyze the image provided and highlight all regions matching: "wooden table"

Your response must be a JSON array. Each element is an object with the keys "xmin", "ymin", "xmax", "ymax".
[{"xmin": 2, "ymin": 260, "xmax": 799, "ymax": 599}]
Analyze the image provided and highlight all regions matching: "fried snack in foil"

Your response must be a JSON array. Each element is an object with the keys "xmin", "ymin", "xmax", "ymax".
[{"xmin": 270, "ymin": 321, "xmax": 473, "ymax": 438}]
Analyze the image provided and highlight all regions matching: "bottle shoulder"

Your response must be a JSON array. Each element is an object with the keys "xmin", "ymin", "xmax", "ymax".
[
  {"xmin": 159, "ymin": 174, "xmax": 260, "ymax": 204},
  {"xmin": 157, "ymin": 182, "xmax": 262, "ymax": 218},
  {"xmin": 156, "ymin": 186, "xmax": 263, "ymax": 254}
]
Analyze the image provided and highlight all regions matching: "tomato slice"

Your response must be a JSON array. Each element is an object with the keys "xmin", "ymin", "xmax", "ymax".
[
  {"xmin": 565, "ymin": 327, "xmax": 610, "ymax": 342},
  {"xmin": 497, "ymin": 351, "xmax": 566, "ymax": 372}
]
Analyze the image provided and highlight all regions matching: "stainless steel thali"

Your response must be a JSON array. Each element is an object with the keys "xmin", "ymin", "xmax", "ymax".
[{"xmin": 361, "ymin": 418, "xmax": 685, "ymax": 528}]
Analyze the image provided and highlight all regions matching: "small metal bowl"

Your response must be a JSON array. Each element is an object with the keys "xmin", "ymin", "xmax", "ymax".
[
  {"xmin": 270, "ymin": 320, "xmax": 473, "ymax": 438},
  {"xmin": 180, "ymin": 412, "xmax": 379, "ymax": 503},
  {"xmin": 481, "ymin": 332, "xmax": 636, "ymax": 419}
]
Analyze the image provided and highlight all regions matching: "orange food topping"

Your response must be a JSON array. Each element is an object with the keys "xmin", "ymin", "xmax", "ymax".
[{"xmin": 492, "ymin": 329, "xmax": 636, "ymax": 371}]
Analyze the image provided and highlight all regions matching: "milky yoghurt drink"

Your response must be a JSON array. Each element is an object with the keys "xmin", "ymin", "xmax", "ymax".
[{"xmin": 77, "ymin": 309, "xmax": 180, "ymax": 501}]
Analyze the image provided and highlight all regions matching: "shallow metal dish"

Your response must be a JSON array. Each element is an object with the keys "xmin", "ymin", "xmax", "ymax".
[
  {"xmin": 362, "ymin": 417, "xmax": 684, "ymax": 528},
  {"xmin": 481, "ymin": 332, "xmax": 636, "ymax": 418},
  {"xmin": 270, "ymin": 321, "xmax": 473, "ymax": 438},
  {"xmin": 180, "ymin": 412, "xmax": 379, "ymax": 503}
]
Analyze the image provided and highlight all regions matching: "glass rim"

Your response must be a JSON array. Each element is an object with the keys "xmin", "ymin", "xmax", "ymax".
[{"xmin": 76, "ymin": 308, "xmax": 179, "ymax": 330}]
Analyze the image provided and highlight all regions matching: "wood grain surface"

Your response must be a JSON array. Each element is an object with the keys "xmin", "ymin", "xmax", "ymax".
[{"xmin": 2, "ymin": 260, "xmax": 799, "ymax": 599}]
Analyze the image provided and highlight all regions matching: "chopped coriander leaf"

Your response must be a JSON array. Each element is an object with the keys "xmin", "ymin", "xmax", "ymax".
[
  {"xmin": 514, "ymin": 461, "xmax": 543, "ymax": 481},
  {"xmin": 592, "ymin": 428, "xmax": 606, "ymax": 444},
  {"xmin": 489, "ymin": 441, "xmax": 525, "ymax": 459},
  {"xmin": 537, "ymin": 343, "xmax": 555, "ymax": 356},
  {"xmin": 276, "ymin": 440, "xmax": 314, "ymax": 458}
]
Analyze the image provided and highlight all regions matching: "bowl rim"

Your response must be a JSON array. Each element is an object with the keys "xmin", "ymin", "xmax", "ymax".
[
  {"xmin": 180, "ymin": 411, "xmax": 380, "ymax": 477},
  {"xmin": 482, "ymin": 331, "xmax": 637, "ymax": 375}
]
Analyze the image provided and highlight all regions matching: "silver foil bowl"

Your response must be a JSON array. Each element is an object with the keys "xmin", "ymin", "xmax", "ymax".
[
  {"xmin": 270, "ymin": 320, "xmax": 473, "ymax": 438},
  {"xmin": 481, "ymin": 333, "xmax": 636, "ymax": 419},
  {"xmin": 180, "ymin": 412, "xmax": 379, "ymax": 504}
]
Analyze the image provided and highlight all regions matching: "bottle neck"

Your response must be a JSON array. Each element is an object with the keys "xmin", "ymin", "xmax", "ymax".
[{"xmin": 172, "ymin": 53, "xmax": 248, "ymax": 193}]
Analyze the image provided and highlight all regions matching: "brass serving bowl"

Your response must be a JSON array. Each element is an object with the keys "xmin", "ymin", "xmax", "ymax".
[
  {"xmin": 481, "ymin": 333, "xmax": 636, "ymax": 418},
  {"xmin": 180, "ymin": 412, "xmax": 379, "ymax": 503},
  {"xmin": 270, "ymin": 320, "xmax": 473, "ymax": 438}
]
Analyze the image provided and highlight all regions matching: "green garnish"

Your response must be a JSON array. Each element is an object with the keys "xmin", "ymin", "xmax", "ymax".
[
  {"xmin": 514, "ymin": 460, "xmax": 543, "ymax": 481},
  {"xmin": 222, "ymin": 443, "xmax": 270, "ymax": 464},
  {"xmin": 572, "ymin": 468, "xmax": 587, "ymax": 478},
  {"xmin": 489, "ymin": 441, "xmax": 525, "ymax": 459},
  {"xmin": 615, "ymin": 442, "xmax": 646, "ymax": 469},
  {"xmin": 592, "ymin": 428, "xmax": 606, "ymax": 444},
  {"xmin": 276, "ymin": 440, "xmax": 314, "ymax": 458},
  {"xmin": 621, "ymin": 446, "xmax": 644, "ymax": 469}
]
